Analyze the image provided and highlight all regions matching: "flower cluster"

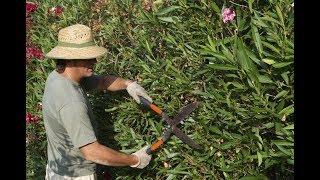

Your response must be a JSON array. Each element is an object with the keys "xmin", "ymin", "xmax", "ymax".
[
  {"xmin": 222, "ymin": 8, "xmax": 236, "ymax": 23},
  {"xmin": 26, "ymin": 1, "xmax": 38, "ymax": 16},
  {"xmin": 26, "ymin": 46, "xmax": 45, "ymax": 61},
  {"xmin": 26, "ymin": 112, "xmax": 40, "ymax": 124},
  {"xmin": 48, "ymin": 6, "xmax": 64, "ymax": 17}
]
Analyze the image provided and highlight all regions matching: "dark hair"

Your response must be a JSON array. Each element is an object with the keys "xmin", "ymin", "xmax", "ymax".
[{"xmin": 55, "ymin": 59, "xmax": 67, "ymax": 70}]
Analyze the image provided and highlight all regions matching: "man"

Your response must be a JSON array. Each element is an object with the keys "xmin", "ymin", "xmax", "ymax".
[{"xmin": 43, "ymin": 24, "xmax": 152, "ymax": 179}]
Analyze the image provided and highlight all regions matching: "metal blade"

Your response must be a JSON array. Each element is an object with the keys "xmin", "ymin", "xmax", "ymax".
[
  {"xmin": 161, "ymin": 113, "xmax": 173, "ymax": 125},
  {"xmin": 171, "ymin": 102, "xmax": 199, "ymax": 126},
  {"xmin": 172, "ymin": 126, "xmax": 202, "ymax": 149},
  {"xmin": 162, "ymin": 128, "xmax": 172, "ymax": 142}
]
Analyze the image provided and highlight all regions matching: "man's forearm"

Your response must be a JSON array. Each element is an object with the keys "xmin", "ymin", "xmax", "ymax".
[
  {"xmin": 81, "ymin": 141, "xmax": 138, "ymax": 167},
  {"xmin": 98, "ymin": 75, "xmax": 133, "ymax": 91}
]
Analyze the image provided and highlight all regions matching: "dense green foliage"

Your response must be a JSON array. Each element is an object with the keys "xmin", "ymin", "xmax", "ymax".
[{"xmin": 26, "ymin": 0, "xmax": 294, "ymax": 179}]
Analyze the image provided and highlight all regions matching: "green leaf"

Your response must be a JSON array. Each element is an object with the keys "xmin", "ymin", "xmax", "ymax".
[
  {"xmin": 216, "ymin": 108, "xmax": 233, "ymax": 118},
  {"xmin": 248, "ymin": 0, "xmax": 255, "ymax": 13},
  {"xmin": 251, "ymin": 25, "xmax": 263, "ymax": 57},
  {"xmin": 245, "ymin": 46, "xmax": 260, "ymax": 65},
  {"xmin": 166, "ymin": 174, "xmax": 176, "ymax": 180},
  {"xmin": 208, "ymin": 64, "xmax": 238, "ymax": 71},
  {"xmin": 210, "ymin": 52, "xmax": 229, "ymax": 61},
  {"xmin": 273, "ymin": 140, "xmax": 294, "ymax": 146},
  {"xmin": 167, "ymin": 153, "xmax": 180, "ymax": 158},
  {"xmin": 252, "ymin": 19, "xmax": 268, "ymax": 28},
  {"xmin": 220, "ymin": 43, "xmax": 234, "ymax": 62},
  {"xmin": 287, "ymin": 158, "xmax": 294, "ymax": 165},
  {"xmin": 104, "ymin": 107, "xmax": 118, "ymax": 112},
  {"xmin": 264, "ymin": 122, "xmax": 274, "ymax": 129},
  {"xmin": 261, "ymin": 41, "xmax": 281, "ymax": 55},
  {"xmin": 236, "ymin": 38, "xmax": 256, "ymax": 73},
  {"xmin": 274, "ymin": 90, "xmax": 288, "ymax": 99},
  {"xmin": 211, "ymin": 2, "xmax": 220, "ymax": 14},
  {"xmin": 255, "ymin": 132, "xmax": 263, "ymax": 145},
  {"xmin": 281, "ymin": 72, "xmax": 290, "ymax": 84},
  {"xmin": 275, "ymin": 5, "xmax": 284, "ymax": 26},
  {"xmin": 278, "ymin": 104, "xmax": 294, "ymax": 116},
  {"xmin": 262, "ymin": 58, "xmax": 276, "ymax": 65},
  {"xmin": 272, "ymin": 62, "xmax": 293, "ymax": 68},
  {"xmin": 144, "ymin": 40, "xmax": 154, "ymax": 57},
  {"xmin": 158, "ymin": 16, "xmax": 175, "ymax": 23},
  {"xmin": 155, "ymin": 6, "xmax": 180, "ymax": 16},
  {"xmin": 274, "ymin": 144, "xmax": 293, "ymax": 156},
  {"xmin": 258, "ymin": 75, "xmax": 273, "ymax": 84},
  {"xmin": 257, "ymin": 151, "xmax": 262, "ymax": 166},
  {"xmin": 227, "ymin": 82, "xmax": 245, "ymax": 89},
  {"xmin": 261, "ymin": 15, "xmax": 282, "ymax": 26},
  {"xmin": 220, "ymin": 141, "xmax": 236, "ymax": 150},
  {"xmin": 210, "ymin": 126, "xmax": 222, "ymax": 134},
  {"xmin": 207, "ymin": 35, "xmax": 216, "ymax": 52},
  {"xmin": 284, "ymin": 124, "xmax": 294, "ymax": 130}
]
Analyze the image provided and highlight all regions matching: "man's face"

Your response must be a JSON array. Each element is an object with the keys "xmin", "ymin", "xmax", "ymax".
[{"xmin": 71, "ymin": 59, "xmax": 97, "ymax": 77}]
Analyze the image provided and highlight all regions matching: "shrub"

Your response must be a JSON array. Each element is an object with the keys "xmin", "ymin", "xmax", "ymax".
[{"xmin": 26, "ymin": 0, "xmax": 294, "ymax": 179}]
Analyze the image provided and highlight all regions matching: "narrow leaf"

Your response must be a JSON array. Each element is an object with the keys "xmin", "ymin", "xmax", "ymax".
[
  {"xmin": 262, "ymin": 58, "xmax": 276, "ymax": 65},
  {"xmin": 272, "ymin": 62, "xmax": 293, "ymax": 68},
  {"xmin": 274, "ymin": 90, "xmax": 288, "ymax": 99},
  {"xmin": 251, "ymin": 25, "xmax": 263, "ymax": 57},
  {"xmin": 261, "ymin": 41, "xmax": 281, "ymax": 55},
  {"xmin": 248, "ymin": 0, "xmax": 255, "ymax": 13},
  {"xmin": 275, "ymin": 5, "xmax": 284, "ymax": 26},
  {"xmin": 158, "ymin": 16, "xmax": 175, "ymax": 23},
  {"xmin": 155, "ymin": 6, "xmax": 180, "ymax": 16},
  {"xmin": 208, "ymin": 64, "xmax": 238, "ymax": 71},
  {"xmin": 258, "ymin": 75, "xmax": 273, "ymax": 84},
  {"xmin": 257, "ymin": 152, "xmax": 262, "ymax": 166}
]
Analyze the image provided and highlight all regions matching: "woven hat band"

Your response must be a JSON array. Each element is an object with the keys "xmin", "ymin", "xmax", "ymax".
[{"xmin": 57, "ymin": 41, "xmax": 95, "ymax": 48}]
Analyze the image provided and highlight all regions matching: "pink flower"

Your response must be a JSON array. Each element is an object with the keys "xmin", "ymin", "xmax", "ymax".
[
  {"xmin": 26, "ymin": 1, "xmax": 38, "ymax": 16},
  {"xmin": 26, "ymin": 112, "xmax": 32, "ymax": 124},
  {"xmin": 26, "ymin": 112, "xmax": 40, "ymax": 124},
  {"xmin": 222, "ymin": 8, "xmax": 236, "ymax": 23},
  {"xmin": 26, "ymin": 46, "xmax": 44, "ymax": 60},
  {"xmin": 48, "ymin": 6, "xmax": 64, "ymax": 17}
]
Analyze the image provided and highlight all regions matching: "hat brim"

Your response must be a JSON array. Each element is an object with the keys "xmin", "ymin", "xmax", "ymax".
[{"xmin": 45, "ymin": 45, "xmax": 107, "ymax": 60}]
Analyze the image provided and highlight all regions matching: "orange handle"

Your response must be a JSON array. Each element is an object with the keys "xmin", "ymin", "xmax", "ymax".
[
  {"xmin": 150, "ymin": 138, "xmax": 164, "ymax": 151},
  {"xmin": 149, "ymin": 104, "xmax": 163, "ymax": 115}
]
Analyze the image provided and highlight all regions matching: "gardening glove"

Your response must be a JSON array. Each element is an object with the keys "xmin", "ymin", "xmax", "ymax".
[
  {"xmin": 130, "ymin": 146, "xmax": 152, "ymax": 169},
  {"xmin": 126, "ymin": 81, "xmax": 153, "ymax": 104}
]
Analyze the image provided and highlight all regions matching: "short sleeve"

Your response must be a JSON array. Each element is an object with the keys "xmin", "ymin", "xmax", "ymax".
[
  {"xmin": 80, "ymin": 75, "xmax": 101, "ymax": 92},
  {"xmin": 59, "ymin": 101, "xmax": 97, "ymax": 148}
]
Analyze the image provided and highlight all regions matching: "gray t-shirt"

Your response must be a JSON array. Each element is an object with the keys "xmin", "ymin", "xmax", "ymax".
[{"xmin": 42, "ymin": 70, "xmax": 101, "ymax": 177}]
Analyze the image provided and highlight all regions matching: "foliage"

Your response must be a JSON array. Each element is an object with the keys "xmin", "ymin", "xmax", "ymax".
[{"xmin": 26, "ymin": 0, "xmax": 294, "ymax": 179}]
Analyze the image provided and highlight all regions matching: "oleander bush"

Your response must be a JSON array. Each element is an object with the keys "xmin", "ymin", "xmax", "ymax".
[{"xmin": 26, "ymin": 0, "xmax": 294, "ymax": 179}]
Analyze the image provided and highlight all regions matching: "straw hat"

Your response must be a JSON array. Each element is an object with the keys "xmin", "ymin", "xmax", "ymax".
[{"xmin": 46, "ymin": 24, "xmax": 107, "ymax": 60}]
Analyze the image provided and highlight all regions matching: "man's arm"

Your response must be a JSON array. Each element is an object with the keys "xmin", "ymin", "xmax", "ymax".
[
  {"xmin": 97, "ymin": 75, "xmax": 133, "ymax": 91},
  {"xmin": 96, "ymin": 75, "xmax": 153, "ymax": 104},
  {"xmin": 80, "ymin": 141, "xmax": 138, "ymax": 166}
]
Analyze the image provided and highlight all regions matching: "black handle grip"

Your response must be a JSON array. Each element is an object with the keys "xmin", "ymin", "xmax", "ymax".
[
  {"xmin": 146, "ymin": 147, "xmax": 152, "ymax": 155},
  {"xmin": 139, "ymin": 96, "xmax": 151, "ymax": 107}
]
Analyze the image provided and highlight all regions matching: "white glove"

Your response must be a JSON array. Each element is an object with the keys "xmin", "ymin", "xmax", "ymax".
[
  {"xmin": 126, "ymin": 81, "xmax": 153, "ymax": 104},
  {"xmin": 130, "ymin": 146, "xmax": 152, "ymax": 169}
]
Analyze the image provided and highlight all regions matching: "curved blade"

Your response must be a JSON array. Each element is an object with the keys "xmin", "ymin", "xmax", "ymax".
[
  {"xmin": 171, "ymin": 102, "xmax": 199, "ymax": 126},
  {"xmin": 172, "ymin": 126, "xmax": 202, "ymax": 149}
]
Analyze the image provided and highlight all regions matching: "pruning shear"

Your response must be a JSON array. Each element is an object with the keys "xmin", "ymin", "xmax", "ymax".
[{"xmin": 138, "ymin": 96, "xmax": 202, "ymax": 154}]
